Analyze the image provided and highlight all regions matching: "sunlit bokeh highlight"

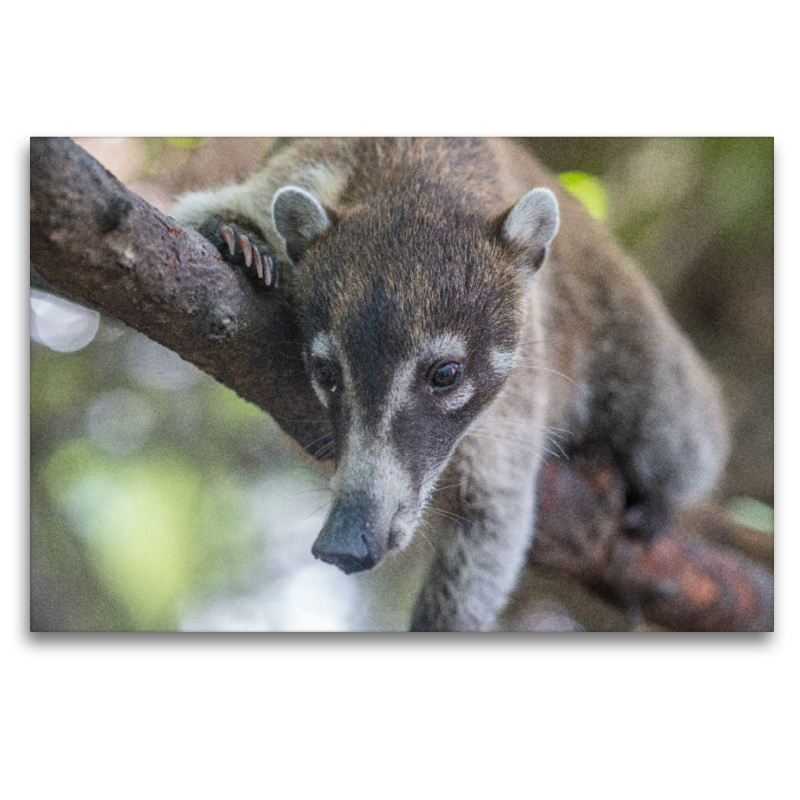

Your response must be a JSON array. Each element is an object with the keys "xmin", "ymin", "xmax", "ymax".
[{"xmin": 31, "ymin": 290, "xmax": 100, "ymax": 353}]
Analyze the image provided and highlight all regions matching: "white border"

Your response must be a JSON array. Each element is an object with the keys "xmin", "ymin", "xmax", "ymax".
[{"xmin": 9, "ymin": 3, "xmax": 795, "ymax": 797}]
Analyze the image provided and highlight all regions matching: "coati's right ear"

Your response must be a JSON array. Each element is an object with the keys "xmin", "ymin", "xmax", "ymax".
[
  {"xmin": 272, "ymin": 186, "xmax": 336, "ymax": 264},
  {"xmin": 495, "ymin": 187, "xmax": 560, "ymax": 275}
]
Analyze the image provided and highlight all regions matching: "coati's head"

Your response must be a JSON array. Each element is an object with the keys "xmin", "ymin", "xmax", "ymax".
[{"xmin": 272, "ymin": 184, "xmax": 559, "ymax": 574}]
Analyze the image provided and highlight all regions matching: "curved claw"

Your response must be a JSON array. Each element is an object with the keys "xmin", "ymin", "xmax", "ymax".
[
  {"xmin": 263, "ymin": 255, "xmax": 273, "ymax": 286},
  {"xmin": 253, "ymin": 247, "xmax": 264, "ymax": 279},
  {"xmin": 219, "ymin": 225, "xmax": 235, "ymax": 255},
  {"xmin": 236, "ymin": 234, "xmax": 253, "ymax": 267},
  {"xmin": 207, "ymin": 220, "xmax": 279, "ymax": 289}
]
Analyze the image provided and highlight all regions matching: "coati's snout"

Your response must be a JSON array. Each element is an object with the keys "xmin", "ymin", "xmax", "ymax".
[{"xmin": 311, "ymin": 493, "xmax": 385, "ymax": 574}]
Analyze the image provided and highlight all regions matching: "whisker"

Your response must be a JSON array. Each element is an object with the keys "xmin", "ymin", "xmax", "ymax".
[
  {"xmin": 302, "ymin": 431, "xmax": 334, "ymax": 451},
  {"xmin": 539, "ymin": 443, "xmax": 563, "ymax": 460},
  {"xmin": 415, "ymin": 520, "xmax": 443, "ymax": 562},
  {"xmin": 487, "ymin": 418, "xmax": 573, "ymax": 436},
  {"xmin": 486, "ymin": 423, "xmax": 571, "ymax": 443},
  {"xmin": 291, "ymin": 487, "xmax": 331, "ymax": 498},
  {"xmin": 432, "ymin": 483, "xmax": 461, "ymax": 494},
  {"xmin": 478, "ymin": 421, "xmax": 570, "ymax": 458},
  {"xmin": 544, "ymin": 436, "xmax": 569, "ymax": 459},
  {"xmin": 314, "ymin": 444, "xmax": 336, "ymax": 461},
  {"xmin": 511, "ymin": 363, "xmax": 578, "ymax": 386},
  {"xmin": 466, "ymin": 431, "xmax": 566, "ymax": 460},
  {"xmin": 464, "ymin": 431, "xmax": 544, "ymax": 455},
  {"xmin": 426, "ymin": 505, "xmax": 469, "ymax": 524},
  {"xmin": 291, "ymin": 463, "xmax": 333, "ymax": 486},
  {"xmin": 303, "ymin": 498, "xmax": 332, "ymax": 522}
]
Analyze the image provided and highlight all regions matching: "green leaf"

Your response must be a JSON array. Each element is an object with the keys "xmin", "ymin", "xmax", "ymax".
[{"xmin": 558, "ymin": 171, "xmax": 609, "ymax": 222}]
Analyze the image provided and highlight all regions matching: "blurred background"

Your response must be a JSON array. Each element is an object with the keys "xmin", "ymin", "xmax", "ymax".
[{"xmin": 29, "ymin": 137, "xmax": 773, "ymax": 632}]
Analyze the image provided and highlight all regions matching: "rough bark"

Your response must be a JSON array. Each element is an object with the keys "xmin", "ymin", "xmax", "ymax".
[
  {"xmin": 30, "ymin": 136, "xmax": 329, "ymax": 455},
  {"xmin": 30, "ymin": 137, "xmax": 774, "ymax": 632}
]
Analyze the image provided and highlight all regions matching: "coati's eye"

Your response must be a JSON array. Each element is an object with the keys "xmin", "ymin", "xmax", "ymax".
[
  {"xmin": 313, "ymin": 359, "xmax": 338, "ymax": 393},
  {"xmin": 429, "ymin": 361, "xmax": 464, "ymax": 391}
]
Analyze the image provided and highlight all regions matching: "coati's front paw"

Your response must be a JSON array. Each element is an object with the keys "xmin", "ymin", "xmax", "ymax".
[{"xmin": 199, "ymin": 217, "xmax": 281, "ymax": 288}]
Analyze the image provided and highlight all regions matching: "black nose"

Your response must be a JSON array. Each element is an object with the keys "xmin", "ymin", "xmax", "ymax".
[{"xmin": 311, "ymin": 496, "xmax": 384, "ymax": 574}]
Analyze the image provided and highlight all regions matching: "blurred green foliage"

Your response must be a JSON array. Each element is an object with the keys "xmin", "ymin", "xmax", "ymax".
[
  {"xmin": 165, "ymin": 137, "xmax": 207, "ymax": 150},
  {"xmin": 726, "ymin": 496, "xmax": 774, "ymax": 534},
  {"xmin": 31, "ymin": 318, "xmax": 298, "ymax": 631},
  {"xmin": 558, "ymin": 171, "xmax": 609, "ymax": 221}
]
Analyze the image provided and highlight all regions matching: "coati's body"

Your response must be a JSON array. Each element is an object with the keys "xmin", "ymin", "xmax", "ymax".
[{"xmin": 173, "ymin": 138, "xmax": 728, "ymax": 631}]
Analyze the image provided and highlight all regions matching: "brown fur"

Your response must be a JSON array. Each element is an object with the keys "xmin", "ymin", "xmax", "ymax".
[{"xmin": 172, "ymin": 138, "xmax": 729, "ymax": 630}]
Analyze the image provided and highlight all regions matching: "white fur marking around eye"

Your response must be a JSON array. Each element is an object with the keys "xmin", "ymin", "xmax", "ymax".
[
  {"xmin": 490, "ymin": 348, "xmax": 514, "ymax": 376},
  {"xmin": 309, "ymin": 333, "xmax": 352, "ymax": 409},
  {"xmin": 417, "ymin": 333, "xmax": 467, "ymax": 363},
  {"xmin": 310, "ymin": 333, "xmax": 334, "ymax": 361},
  {"xmin": 419, "ymin": 333, "xmax": 471, "ymax": 412},
  {"xmin": 311, "ymin": 383, "xmax": 330, "ymax": 409},
  {"xmin": 376, "ymin": 332, "xmax": 471, "ymax": 435},
  {"xmin": 437, "ymin": 378, "xmax": 476, "ymax": 412}
]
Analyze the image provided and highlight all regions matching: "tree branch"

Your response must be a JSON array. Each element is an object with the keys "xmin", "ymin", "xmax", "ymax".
[
  {"xmin": 526, "ymin": 449, "xmax": 773, "ymax": 632},
  {"xmin": 30, "ymin": 137, "xmax": 773, "ymax": 632},
  {"xmin": 30, "ymin": 136, "xmax": 328, "ymax": 454}
]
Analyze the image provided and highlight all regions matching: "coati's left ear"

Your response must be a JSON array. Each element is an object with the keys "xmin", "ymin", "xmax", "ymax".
[
  {"xmin": 272, "ymin": 186, "xmax": 337, "ymax": 264},
  {"xmin": 495, "ymin": 188, "xmax": 560, "ymax": 275}
]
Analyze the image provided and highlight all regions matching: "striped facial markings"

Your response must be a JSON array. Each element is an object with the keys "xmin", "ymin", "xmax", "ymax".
[
  {"xmin": 312, "ymin": 331, "xmax": 474, "ymax": 435},
  {"xmin": 310, "ymin": 331, "xmax": 477, "ymax": 552}
]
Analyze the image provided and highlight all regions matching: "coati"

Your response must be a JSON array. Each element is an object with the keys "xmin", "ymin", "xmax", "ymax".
[{"xmin": 172, "ymin": 138, "xmax": 729, "ymax": 632}]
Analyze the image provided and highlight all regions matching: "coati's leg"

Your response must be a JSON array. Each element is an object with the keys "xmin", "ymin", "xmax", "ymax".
[
  {"xmin": 612, "ymin": 354, "xmax": 728, "ymax": 541},
  {"xmin": 198, "ymin": 217, "xmax": 282, "ymax": 288},
  {"xmin": 410, "ymin": 424, "xmax": 543, "ymax": 632},
  {"xmin": 410, "ymin": 473, "xmax": 539, "ymax": 631}
]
